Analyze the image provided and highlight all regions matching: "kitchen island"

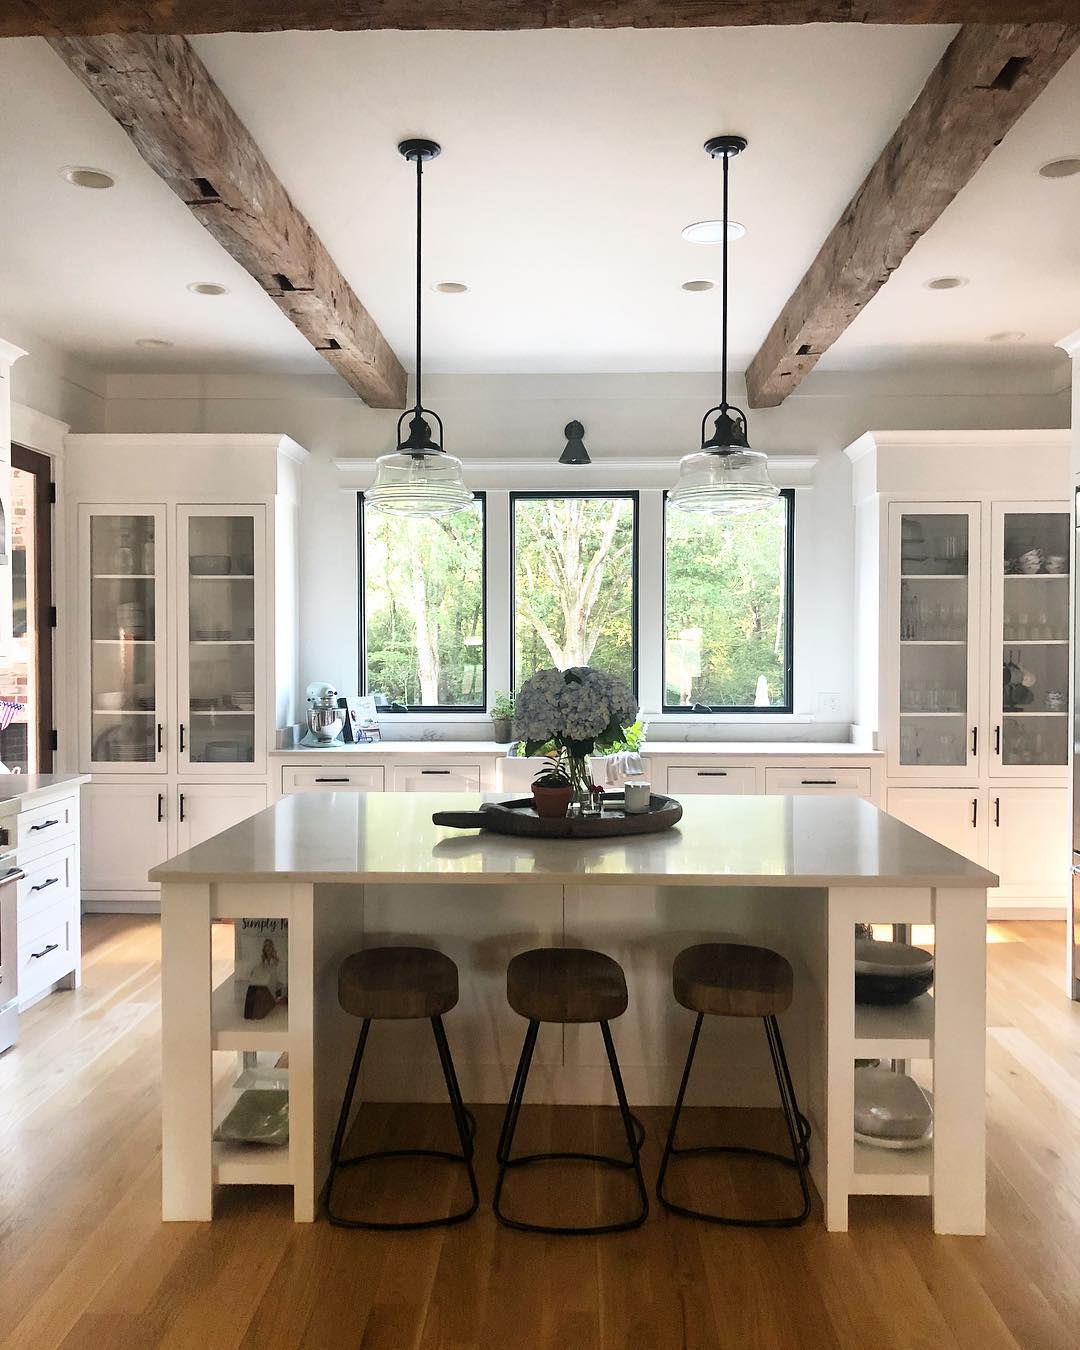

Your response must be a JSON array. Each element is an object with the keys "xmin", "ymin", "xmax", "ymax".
[{"xmin": 152, "ymin": 791, "xmax": 993, "ymax": 1234}]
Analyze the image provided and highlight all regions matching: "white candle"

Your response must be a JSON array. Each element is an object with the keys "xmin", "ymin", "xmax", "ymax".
[{"xmin": 623, "ymin": 781, "xmax": 651, "ymax": 814}]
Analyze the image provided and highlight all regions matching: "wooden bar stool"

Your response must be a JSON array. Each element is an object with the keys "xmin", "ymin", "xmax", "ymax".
[
  {"xmin": 494, "ymin": 947, "xmax": 649, "ymax": 1235},
  {"xmin": 325, "ymin": 946, "xmax": 479, "ymax": 1230},
  {"xmin": 656, "ymin": 942, "xmax": 812, "ymax": 1227}
]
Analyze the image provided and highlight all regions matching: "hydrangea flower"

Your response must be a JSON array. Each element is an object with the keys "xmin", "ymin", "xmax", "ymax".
[{"xmin": 513, "ymin": 665, "xmax": 638, "ymax": 754}]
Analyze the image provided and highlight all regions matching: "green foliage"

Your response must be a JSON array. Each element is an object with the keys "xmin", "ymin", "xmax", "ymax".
[
  {"xmin": 489, "ymin": 690, "xmax": 515, "ymax": 720},
  {"xmin": 604, "ymin": 719, "xmax": 648, "ymax": 753},
  {"xmin": 532, "ymin": 746, "xmax": 571, "ymax": 788},
  {"xmin": 664, "ymin": 501, "xmax": 789, "ymax": 708}
]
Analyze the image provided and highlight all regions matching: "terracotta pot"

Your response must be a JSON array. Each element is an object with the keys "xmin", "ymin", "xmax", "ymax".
[{"xmin": 532, "ymin": 783, "xmax": 572, "ymax": 819}]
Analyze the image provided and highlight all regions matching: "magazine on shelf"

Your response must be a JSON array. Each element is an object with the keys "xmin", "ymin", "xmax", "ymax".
[{"xmin": 234, "ymin": 917, "xmax": 288, "ymax": 1005}]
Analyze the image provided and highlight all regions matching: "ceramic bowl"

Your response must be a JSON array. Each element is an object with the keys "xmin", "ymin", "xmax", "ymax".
[
  {"xmin": 1045, "ymin": 555, "xmax": 1067, "ymax": 574},
  {"xmin": 854, "ymin": 1067, "xmax": 932, "ymax": 1149},
  {"xmin": 854, "ymin": 938, "xmax": 934, "ymax": 1005}
]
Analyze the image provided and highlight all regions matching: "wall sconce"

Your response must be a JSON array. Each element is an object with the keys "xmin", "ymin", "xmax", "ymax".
[{"xmin": 558, "ymin": 420, "xmax": 591, "ymax": 465}]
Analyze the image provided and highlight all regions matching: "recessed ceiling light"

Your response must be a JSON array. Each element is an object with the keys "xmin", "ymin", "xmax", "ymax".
[
  {"xmin": 135, "ymin": 338, "xmax": 174, "ymax": 349},
  {"xmin": 1038, "ymin": 157, "xmax": 1080, "ymax": 179},
  {"xmin": 681, "ymin": 220, "xmax": 747, "ymax": 244},
  {"xmin": 924, "ymin": 275, "xmax": 968, "ymax": 290},
  {"xmin": 60, "ymin": 165, "xmax": 116, "ymax": 190},
  {"xmin": 433, "ymin": 281, "xmax": 468, "ymax": 294},
  {"xmin": 187, "ymin": 282, "xmax": 229, "ymax": 296},
  {"xmin": 681, "ymin": 279, "xmax": 715, "ymax": 292},
  {"xmin": 986, "ymin": 330, "xmax": 1026, "ymax": 343}
]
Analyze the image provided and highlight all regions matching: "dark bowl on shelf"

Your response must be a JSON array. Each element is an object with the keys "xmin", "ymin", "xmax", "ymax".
[{"xmin": 854, "ymin": 939, "xmax": 934, "ymax": 1006}]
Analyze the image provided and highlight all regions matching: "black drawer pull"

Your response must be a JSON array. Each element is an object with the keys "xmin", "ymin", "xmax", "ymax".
[
  {"xmin": 421, "ymin": 769, "xmax": 452, "ymax": 775},
  {"xmin": 30, "ymin": 943, "xmax": 59, "ymax": 959},
  {"xmin": 29, "ymin": 819, "xmax": 59, "ymax": 832},
  {"xmin": 696, "ymin": 770, "xmax": 728, "ymax": 777},
  {"xmin": 315, "ymin": 777, "xmax": 351, "ymax": 784},
  {"xmin": 801, "ymin": 779, "xmax": 838, "ymax": 786},
  {"xmin": 31, "ymin": 877, "xmax": 59, "ymax": 892},
  {"xmin": 157, "ymin": 793, "xmax": 165, "ymax": 823}
]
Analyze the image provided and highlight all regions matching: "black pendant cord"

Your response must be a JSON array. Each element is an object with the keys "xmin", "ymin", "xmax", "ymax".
[
  {"xmin": 414, "ymin": 151, "xmax": 424, "ymax": 417},
  {"xmin": 720, "ymin": 148, "xmax": 729, "ymax": 412}
]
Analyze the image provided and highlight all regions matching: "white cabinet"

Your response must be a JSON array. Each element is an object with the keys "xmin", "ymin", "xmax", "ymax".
[
  {"xmin": 392, "ymin": 764, "xmax": 482, "ymax": 792},
  {"xmin": 987, "ymin": 787, "xmax": 1069, "ymax": 908},
  {"xmin": 282, "ymin": 764, "xmax": 385, "ymax": 795},
  {"xmin": 765, "ymin": 766, "xmax": 872, "ymax": 798},
  {"xmin": 886, "ymin": 787, "xmax": 984, "ymax": 866},
  {"xmin": 666, "ymin": 765, "xmax": 758, "ymax": 795},
  {"xmin": 81, "ymin": 782, "xmax": 170, "ymax": 895},
  {"xmin": 176, "ymin": 782, "xmax": 267, "ymax": 853}
]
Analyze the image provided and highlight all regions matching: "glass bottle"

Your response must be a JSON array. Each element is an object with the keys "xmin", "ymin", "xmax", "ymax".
[{"xmin": 116, "ymin": 530, "xmax": 135, "ymax": 576}]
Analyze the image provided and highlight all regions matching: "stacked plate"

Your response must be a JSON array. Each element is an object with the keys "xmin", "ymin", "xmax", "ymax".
[
  {"xmin": 854, "ymin": 1067, "xmax": 932, "ymax": 1151},
  {"xmin": 854, "ymin": 938, "xmax": 933, "ymax": 1005}
]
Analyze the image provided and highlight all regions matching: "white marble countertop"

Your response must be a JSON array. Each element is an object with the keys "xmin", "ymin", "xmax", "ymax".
[
  {"xmin": 271, "ymin": 741, "xmax": 882, "ymax": 759},
  {"xmin": 0, "ymin": 772, "xmax": 89, "ymax": 806},
  {"xmin": 151, "ymin": 791, "xmax": 992, "ymax": 889}
]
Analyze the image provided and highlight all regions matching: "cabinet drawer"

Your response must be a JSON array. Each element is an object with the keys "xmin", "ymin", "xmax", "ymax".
[
  {"xmin": 765, "ymin": 767, "xmax": 872, "ymax": 798},
  {"xmin": 18, "ymin": 905, "xmax": 76, "ymax": 1000},
  {"xmin": 19, "ymin": 889, "xmax": 78, "ymax": 947},
  {"xmin": 666, "ymin": 765, "xmax": 758, "ymax": 795},
  {"xmin": 17, "ymin": 844, "xmax": 77, "ymax": 923},
  {"xmin": 282, "ymin": 765, "xmax": 385, "ymax": 794},
  {"xmin": 392, "ymin": 765, "xmax": 482, "ymax": 792},
  {"xmin": 17, "ymin": 796, "xmax": 77, "ymax": 859}
]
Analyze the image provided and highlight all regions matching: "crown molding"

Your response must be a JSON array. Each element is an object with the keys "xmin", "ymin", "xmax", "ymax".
[
  {"xmin": 11, "ymin": 403, "xmax": 69, "ymax": 457},
  {"xmin": 1056, "ymin": 328, "xmax": 1080, "ymax": 359},
  {"xmin": 0, "ymin": 338, "xmax": 28, "ymax": 370}
]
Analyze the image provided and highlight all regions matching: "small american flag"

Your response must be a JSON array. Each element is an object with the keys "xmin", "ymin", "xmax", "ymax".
[{"xmin": 0, "ymin": 700, "xmax": 24, "ymax": 731}]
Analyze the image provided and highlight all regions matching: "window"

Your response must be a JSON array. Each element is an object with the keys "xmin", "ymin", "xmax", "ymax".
[
  {"xmin": 358, "ymin": 495, "xmax": 486, "ymax": 711},
  {"xmin": 663, "ymin": 490, "xmax": 794, "ymax": 712},
  {"xmin": 511, "ymin": 492, "xmax": 638, "ymax": 690}
]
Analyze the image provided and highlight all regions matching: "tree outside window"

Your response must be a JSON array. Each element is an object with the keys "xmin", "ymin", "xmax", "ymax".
[
  {"xmin": 512, "ymin": 493, "xmax": 637, "ymax": 690},
  {"xmin": 360, "ymin": 497, "xmax": 485, "ymax": 709}
]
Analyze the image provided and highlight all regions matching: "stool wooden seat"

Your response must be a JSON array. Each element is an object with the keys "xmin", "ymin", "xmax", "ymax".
[
  {"xmin": 495, "ymin": 947, "xmax": 647, "ymax": 1236},
  {"xmin": 338, "ymin": 946, "xmax": 458, "ymax": 1021},
  {"xmin": 326, "ymin": 945, "xmax": 477, "ymax": 1231},
  {"xmin": 658, "ymin": 941, "xmax": 811, "ymax": 1229},
  {"xmin": 673, "ymin": 942, "xmax": 793, "ymax": 1019},
  {"xmin": 507, "ymin": 947, "xmax": 628, "ymax": 1024}
]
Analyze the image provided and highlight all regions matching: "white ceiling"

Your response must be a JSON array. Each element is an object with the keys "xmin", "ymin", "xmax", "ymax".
[{"xmin": 0, "ymin": 26, "xmax": 1077, "ymax": 383}]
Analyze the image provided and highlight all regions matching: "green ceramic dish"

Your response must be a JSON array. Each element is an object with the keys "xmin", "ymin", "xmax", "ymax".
[{"xmin": 214, "ymin": 1089, "xmax": 289, "ymax": 1146}]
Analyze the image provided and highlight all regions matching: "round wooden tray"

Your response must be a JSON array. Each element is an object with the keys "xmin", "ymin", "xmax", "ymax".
[{"xmin": 432, "ymin": 794, "xmax": 683, "ymax": 839}]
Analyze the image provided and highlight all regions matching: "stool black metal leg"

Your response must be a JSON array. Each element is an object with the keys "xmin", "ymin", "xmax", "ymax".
[
  {"xmin": 656, "ymin": 1012, "xmax": 812, "ymax": 1228},
  {"xmin": 326, "ymin": 1016, "xmax": 479, "ymax": 1231},
  {"xmin": 494, "ymin": 1019, "xmax": 648, "ymax": 1236}
]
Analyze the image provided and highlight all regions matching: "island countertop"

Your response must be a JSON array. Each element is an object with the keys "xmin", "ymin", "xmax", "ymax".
[
  {"xmin": 150, "ymin": 791, "xmax": 995, "ymax": 889},
  {"xmin": 0, "ymin": 772, "xmax": 89, "ymax": 806}
]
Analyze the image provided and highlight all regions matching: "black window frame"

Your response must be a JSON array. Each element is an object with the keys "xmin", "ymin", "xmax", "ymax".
[
  {"xmin": 510, "ymin": 489, "xmax": 640, "ymax": 696},
  {"xmin": 661, "ymin": 487, "xmax": 795, "ymax": 715},
  {"xmin": 356, "ymin": 491, "xmax": 488, "ymax": 714}
]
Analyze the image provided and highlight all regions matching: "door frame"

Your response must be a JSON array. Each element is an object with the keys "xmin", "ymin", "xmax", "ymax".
[{"xmin": 10, "ymin": 444, "xmax": 53, "ymax": 772}]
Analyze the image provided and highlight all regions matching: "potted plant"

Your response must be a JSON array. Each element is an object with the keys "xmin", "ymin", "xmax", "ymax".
[
  {"xmin": 490, "ymin": 690, "xmax": 515, "ymax": 743},
  {"xmin": 531, "ymin": 747, "xmax": 574, "ymax": 819}
]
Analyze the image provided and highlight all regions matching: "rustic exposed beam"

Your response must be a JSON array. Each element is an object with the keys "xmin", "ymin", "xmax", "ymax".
[
  {"xmin": 49, "ymin": 33, "xmax": 406, "ymax": 408},
  {"xmin": 6, "ymin": 2, "xmax": 1080, "ymax": 38},
  {"xmin": 744, "ymin": 22, "xmax": 1080, "ymax": 409}
]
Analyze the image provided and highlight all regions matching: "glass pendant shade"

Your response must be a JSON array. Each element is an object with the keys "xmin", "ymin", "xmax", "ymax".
[
  {"xmin": 366, "ymin": 449, "xmax": 473, "ymax": 518},
  {"xmin": 669, "ymin": 447, "xmax": 779, "ymax": 516}
]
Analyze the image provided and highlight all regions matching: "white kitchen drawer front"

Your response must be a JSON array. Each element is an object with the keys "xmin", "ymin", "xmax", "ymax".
[
  {"xmin": 393, "ymin": 764, "xmax": 482, "ymax": 792},
  {"xmin": 19, "ymin": 889, "xmax": 78, "ymax": 947},
  {"xmin": 18, "ymin": 906, "xmax": 76, "ymax": 1001},
  {"xmin": 282, "ymin": 765, "xmax": 385, "ymax": 795},
  {"xmin": 666, "ymin": 765, "xmax": 759, "ymax": 795},
  {"xmin": 17, "ymin": 795, "xmax": 78, "ymax": 857},
  {"xmin": 17, "ymin": 843, "xmax": 77, "ymax": 922},
  {"xmin": 765, "ymin": 767, "xmax": 872, "ymax": 798}
]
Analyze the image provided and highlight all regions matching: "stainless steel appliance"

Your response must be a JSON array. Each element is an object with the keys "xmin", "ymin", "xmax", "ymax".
[
  {"xmin": 1071, "ymin": 487, "xmax": 1080, "ymax": 999},
  {"xmin": 303, "ymin": 681, "xmax": 345, "ymax": 746},
  {"xmin": 0, "ymin": 858, "xmax": 25, "ymax": 1054}
]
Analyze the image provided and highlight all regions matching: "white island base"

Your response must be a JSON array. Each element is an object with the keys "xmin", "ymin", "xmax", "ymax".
[{"xmin": 154, "ymin": 793, "xmax": 992, "ymax": 1235}]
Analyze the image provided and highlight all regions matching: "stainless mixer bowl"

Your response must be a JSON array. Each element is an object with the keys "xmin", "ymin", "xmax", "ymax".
[{"xmin": 307, "ymin": 705, "xmax": 345, "ymax": 742}]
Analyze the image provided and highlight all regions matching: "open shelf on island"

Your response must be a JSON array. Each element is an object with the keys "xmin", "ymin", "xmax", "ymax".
[
  {"xmin": 851, "ymin": 1141, "xmax": 931, "ymax": 1196},
  {"xmin": 854, "ymin": 994, "xmax": 933, "ymax": 1059},
  {"xmin": 211, "ymin": 977, "xmax": 288, "ymax": 1050},
  {"xmin": 212, "ymin": 1138, "xmax": 291, "ymax": 1186}
]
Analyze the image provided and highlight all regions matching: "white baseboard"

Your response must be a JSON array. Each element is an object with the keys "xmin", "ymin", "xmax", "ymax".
[{"xmin": 82, "ymin": 896, "xmax": 161, "ymax": 915}]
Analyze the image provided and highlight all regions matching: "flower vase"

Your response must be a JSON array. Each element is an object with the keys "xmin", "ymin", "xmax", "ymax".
[{"xmin": 567, "ymin": 755, "xmax": 596, "ymax": 816}]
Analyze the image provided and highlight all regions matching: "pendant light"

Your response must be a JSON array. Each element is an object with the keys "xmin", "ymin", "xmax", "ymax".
[
  {"xmin": 365, "ymin": 138, "xmax": 473, "ymax": 518},
  {"xmin": 670, "ymin": 135, "xmax": 779, "ymax": 516}
]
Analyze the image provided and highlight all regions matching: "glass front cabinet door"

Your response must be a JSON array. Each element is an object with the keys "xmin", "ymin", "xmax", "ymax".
[
  {"xmin": 889, "ymin": 503, "xmax": 982, "ymax": 778},
  {"xmin": 176, "ymin": 505, "xmax": 266, "ymax": 774},
  {"xmin": 989, "ymin": 502, "xmax": 1070, "ymax": 777},
  {"xmin": 80, "ymin": 505, "xmax": 169, "ymax": 773}
]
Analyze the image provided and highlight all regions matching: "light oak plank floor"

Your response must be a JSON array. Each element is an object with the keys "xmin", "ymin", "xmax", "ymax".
[{"xmin": 0, "ymin": 917, "xmax": 1077, "ymax": 1350}]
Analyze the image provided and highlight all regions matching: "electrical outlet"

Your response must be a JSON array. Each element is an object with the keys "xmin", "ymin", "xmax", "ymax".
[{"xmin": 817, "ymin": 692, "xmax": 843, "ymax": 718}]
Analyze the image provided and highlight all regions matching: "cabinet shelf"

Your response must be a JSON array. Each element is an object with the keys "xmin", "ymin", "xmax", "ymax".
[
  {"xmin": 92, "ymin": 708, "xmax": 155, "ymax": 716},
  {"xmin": 899, "ymin": 640, "xmax": 966, "ymax": 647},
  {"xmin": 92, "ymin": 638, "xmax": 155, "ymax": 645},
  {"xmin": 1004, "ymin": 573, "xmax": 1068, "ymax": 580},
  {"xmin": 190, "ymin": 573, "xmax": 255, "ymax": 581},
  {"xmin": 899, "ymin": 711, "xmax": 963, "ymax": 719},
  {"xmin": 900, "ymin": 573, "xmax": 967, "ymax": 581},
  {"xmin": 190, "ymin": 710, "xmax": 255, "ymax": 718},
  {"xmin": 850, "ymin": 1141, "xmax": 931, "ymax": 1196},
  {"xmin": 1001, "ymin": 639, "xmax": 1068, "ymax": 646},
  {"xmin": 211, "ymin": 977, "xmax": 288, "ymax": 1049},
  {"xmin": 1002, "ymin": 710, "xmax": 1068, "ymax": 717},
  {"xmin": 190, "ymin": 640, "xmax": 255, "ymax": 646},
  {"xmin": 92, "ymin": 573, "xmax": 155, "ymax": 580},
  {"xmin": 854, "ymin": 994, "xmax": 933, "ymax": 1058}
]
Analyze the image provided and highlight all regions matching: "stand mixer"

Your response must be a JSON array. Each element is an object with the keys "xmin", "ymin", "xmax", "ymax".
[{"xmin": 301, "ymin": 681, "xmax": 345, "ymax": 746}]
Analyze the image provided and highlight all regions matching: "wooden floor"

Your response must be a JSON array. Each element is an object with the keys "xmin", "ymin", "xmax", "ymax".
[{"xmin": 1, "ymin": 917, "xmax": 1079, "ymax": 1350}]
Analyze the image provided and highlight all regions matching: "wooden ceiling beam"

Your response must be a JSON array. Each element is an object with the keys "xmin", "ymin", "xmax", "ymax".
[
  {"xmin": 744, "ymin": 22, "xmax": 1080, "ymax": 409},
  {"xmin": 49, "ymin": 33, "xmax": 407, "ymax": 408},
  {"xmin": 6, "ymin": 3, "xmax": 1080, "ymax": 38}
]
